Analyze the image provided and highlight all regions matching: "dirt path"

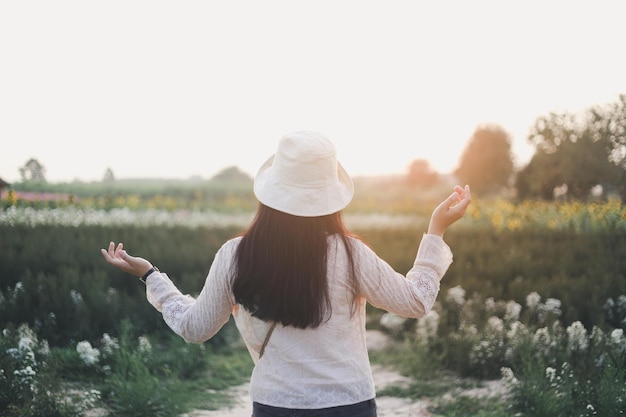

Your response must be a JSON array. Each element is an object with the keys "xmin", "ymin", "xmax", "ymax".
[
  {"xmin": 182, "ymin": 365, "xmax": 434, "ymax": 417},
  {"xmin": 182, "ymin": 330, "xmax": 434, "ymax": 417}
]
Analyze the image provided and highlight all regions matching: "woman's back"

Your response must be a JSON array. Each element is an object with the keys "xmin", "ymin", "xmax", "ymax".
[
  {"xmin": 233, "ymin": 234, "xmax": 373, "ymax": 408},
  {"xmin": 231, "ymin": 232, "xmax": 453, "ymax": 408}
]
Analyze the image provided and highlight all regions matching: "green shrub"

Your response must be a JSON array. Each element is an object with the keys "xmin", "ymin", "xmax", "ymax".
[{"xmin": 103, "ymin": 371, "xmax": 179, "ymax": 417}]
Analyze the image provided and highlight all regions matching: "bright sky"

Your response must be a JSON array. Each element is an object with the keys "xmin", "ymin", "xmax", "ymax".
[{"xmin": 1, "ymin": 1, "xmax": 625, "ymax": 183}]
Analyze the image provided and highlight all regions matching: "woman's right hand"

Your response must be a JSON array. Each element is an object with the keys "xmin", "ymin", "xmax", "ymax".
[
  {"xmin": 101, "ymin": 242, "xmax": 153, "ymax": 278},
  {"xmin": 427, "ymin": 185, "xmax": 471, "ymax": 237}
]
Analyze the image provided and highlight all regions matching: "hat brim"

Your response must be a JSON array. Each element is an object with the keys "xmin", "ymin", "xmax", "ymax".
[{"xmin": 253, "ymin": 155, "xmax": 354, "ymax": 217}]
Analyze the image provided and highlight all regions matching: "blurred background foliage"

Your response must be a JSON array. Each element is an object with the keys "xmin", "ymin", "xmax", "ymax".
[
  {"xmin": 3, "ymin": 94, "xmax": 625, "ymax": 205},
  {"xmin": 1, "ymin": 222, "xmax": 624, "ymax": 348}
]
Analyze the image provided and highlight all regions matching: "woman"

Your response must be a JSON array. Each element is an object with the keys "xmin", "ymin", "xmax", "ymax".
[{"xmin": 101, "ymin": 130, "xmax": 471, "ymax": 417}]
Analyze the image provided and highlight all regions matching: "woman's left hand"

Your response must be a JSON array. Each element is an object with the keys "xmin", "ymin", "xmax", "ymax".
[
  {"xmin": 101, "ymin": 242, "xmax": 153, "ymax": 278},
  {"xmin": 427, "ymin": 185, "xmax": 472, "ymax": 237}
]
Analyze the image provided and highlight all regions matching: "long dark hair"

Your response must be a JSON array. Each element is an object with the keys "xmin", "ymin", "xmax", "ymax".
[{"xmin": 232, "ymin": 204, "xmax": 358, "ymax": 329}]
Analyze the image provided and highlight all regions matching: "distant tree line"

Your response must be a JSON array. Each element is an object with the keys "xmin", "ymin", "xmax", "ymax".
[
  {"xmin": 407, "ymin": 94, "xmax": 625, "ymax": 201},
  {"xmin": 14, "ymin": 94, "xmax": 626, "ymax": 202}
]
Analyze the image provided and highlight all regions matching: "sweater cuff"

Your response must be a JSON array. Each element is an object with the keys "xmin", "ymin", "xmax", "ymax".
[
  {"xmin": 145, "ymin": 271, "xmax": 176, "ymax": 312},
  {"xmin": 414, "ymin": 234, "xmax": 453, "ymax": 279}
]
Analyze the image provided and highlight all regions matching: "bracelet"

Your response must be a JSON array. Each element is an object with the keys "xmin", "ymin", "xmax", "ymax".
[{"xmin": 139, "ymin": 266, "xmax": 159, "ymax": 284}]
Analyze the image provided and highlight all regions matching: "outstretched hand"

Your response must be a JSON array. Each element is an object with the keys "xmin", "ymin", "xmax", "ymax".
[
  {"xmin": 428, "ymin": 185, "xmax": 472, "ymax": 237},
  {"xmin": 100, "ymin": 242, "xmax": 153, "ymax": 278}
]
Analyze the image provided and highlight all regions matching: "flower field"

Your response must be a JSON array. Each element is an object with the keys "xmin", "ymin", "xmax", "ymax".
[
  {"xmin": 1, "ymin": 198, "xmax": 625, "ymax": 416},
  {"xmin": 2, "ymin": 196, "xmax": 626, "ymax": 231}
]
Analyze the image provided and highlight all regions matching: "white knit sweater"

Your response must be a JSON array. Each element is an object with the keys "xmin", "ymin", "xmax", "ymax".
[{"xmin": 145, "ymin": 233, "xmax": 453, "ymax": 409}]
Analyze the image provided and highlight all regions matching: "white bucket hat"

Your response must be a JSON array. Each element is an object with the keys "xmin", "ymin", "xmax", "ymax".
[{"xmin": 253, "ymin": 131, "xmax": 354, "ymax": 217}]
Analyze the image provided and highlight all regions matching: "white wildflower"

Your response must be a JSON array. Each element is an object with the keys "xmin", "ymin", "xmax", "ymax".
[
  {"xmin": 138, "ymin": 336, "xmax": 152, "ymax": 353},
  {"xmin": 14, "ymin": 365, "xmax": 36, "ymax": 377},
  {"xmin": 76, "ymin": 341, "xmax": 100, "ymax": 366},
  {"xmin": 486, "ymin": 316, "xmax": 504, "ymax": 334},
  {"xmin": 504, "ymin": 301, "xmax": 522, "ymax": 322},
  {"xmin": 504, "ymin": 347, "xmax": 515, "ymax": 362},
  {"xmin": 416, "ymin": 310, "xmax": 439, "ymax": 342},
  {"xmin": 446, "ymin": 285, "xmax": 466, "ymax": 306},
  {"xmin": 70, "ymin": 289, "xmax": 83, "ymax": 305},
  {"xmin": 590, "ymin": 325, "xmax": 604, "ymax": 344},
  {"xmin": 610, "ymin": 328, "xmax": 624, "ymax": 345},
  {"xmin": 380, "ymin": 313, "xmax": 407, "ymax": 333},
  {"xmin": 532, "ymin": 327, "xmax": 553, "ymax": 357},
  {"xmin": 484, "ymin": 297, "xmax": 496, "ymax": 314},
  {"xmin": 566, "ymin": 321, "xmax": 588, "ymax": 353},
  {"xmin": 505, "ymin": 321, "xmax": 530, "ymax": 362},
  {"xmin": 537, "ymin": 298, "xmax": 562, "ymax": 324},
  {"xmin": 17, "ymin": 324, "xmax": 37, "ymax": 350},
  {"xmin": 14, "ymin": 282, "xmax": 24, "ymax": 296},
  {"xmin": 501, "ymin": 367, "xmax": 519, "ymax": 387},
  {"xmin": 105, "ymin": 287, "xmax": 118, "ymax": 304},
  {"xmin": 526, "ymin": 292, "xmax": 541, "ymax": 310},
  {"xmin": 6, "ymin": 348, "xmax": 21, "ymax": 360},
  {"xmin": 459, "ymin": 323, "xmax": 478, "ymax": 338},
  {"xmin": 507, "ymin": 321, "xmax": 528, "ymax": 340},
  {"xmin": 101, "ymin": 333, "xmax": 119, "ymax": 356},
  {"xmin": 544, "ymin": 298, "xmax": 562, "ymax": 316},
  {"xmin": 38, "ymin": 339, "xmax": 50, "ymax": 356}
]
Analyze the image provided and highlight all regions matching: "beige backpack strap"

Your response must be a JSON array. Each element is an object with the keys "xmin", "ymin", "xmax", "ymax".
[{"xmin": 259, "ymin": 322, "xmax": 277, "ymax": 359}]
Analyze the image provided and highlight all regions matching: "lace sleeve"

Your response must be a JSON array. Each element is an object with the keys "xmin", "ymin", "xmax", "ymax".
[
  {"xmin": 405, "ymin": 234, "xmax": 453, "ymax": 312},
  {"xmin": 413, "ymin": 233, "xmax": 453, "ymax": 278},
  {"xmin": 144, "ymin": 240, "xmax": 238, "ymax": 343},
  {"xmin": 357, "ymin": 234, "xmax": 453, "ymax": 318}
]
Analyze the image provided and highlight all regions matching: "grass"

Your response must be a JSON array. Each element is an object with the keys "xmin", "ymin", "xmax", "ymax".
[
  {"xmin": 100, "ymin": 342, "xmax": 253, "ymax": 416},
  {"xmin": 431, "ymin": 395, "xmax": 511, "ymax": 417},
  {"xmin": 56, "ymin": 343, "xmax": 253, "ymax": 417},
  {"xmin": 181, "ymin": 344, "xmax": 253, "ymax": 411},
  {"xmin": 378, "ymin": 376, "xmax": 480, "ymax": 399}
]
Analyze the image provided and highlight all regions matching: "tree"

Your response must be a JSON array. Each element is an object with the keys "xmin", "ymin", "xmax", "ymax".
[
  {"xmin": 406, "ymin": 159, "xmax": 438, "ymax": 188},
  {"xmin": 515, "ymin": 149, "xmax": 562, "ymax": 200},
  {"xmin": 589, "ymin": 94, "xmax": 626, "ymax": 199},
  {"xmin": 454, "ymin": 124, "xmax": 514, "ymax": 196},
  {"xmin": 210, "ymin": 166, "xmax": 252, "ymax": 182},
  {"xmin": 601, "ymin": 94, "xmax": 626, "ymax": 170},
  {"xmin": 517, "ymin": 98, "xmax": 624, "ymax": 200},
  {"xmin": 19, "ymin": 158, "xmax": 47, "ymax": 183},
  {"xmin": 103, "ymin": 168, "xmax": 115, "ymax": 182}
]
